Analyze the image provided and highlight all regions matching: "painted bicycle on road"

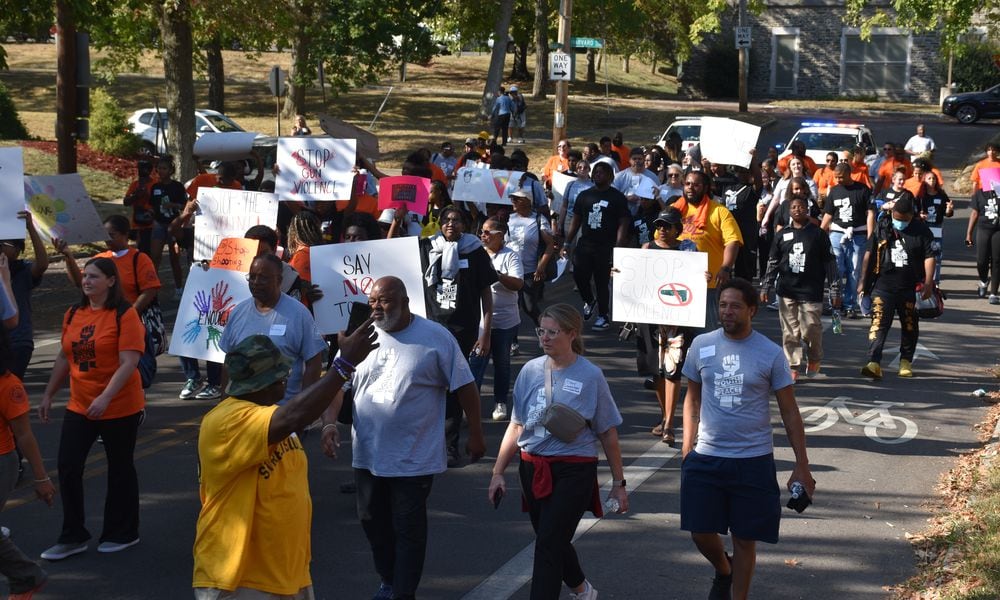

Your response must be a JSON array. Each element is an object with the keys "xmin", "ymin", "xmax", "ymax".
[{"xmin": 799, "ymin": 397, "xmax": 918, "ymax": 444}]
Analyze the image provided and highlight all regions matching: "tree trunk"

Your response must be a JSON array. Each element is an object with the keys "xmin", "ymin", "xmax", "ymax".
[
  {"xmin": 479, "ymin": 0, "xmax": 515, "ymax": 119},
  {"xmin": 156, "ymin": 0, "xmax": 197, "ymax": 181},
  {"xmin": 651, "ymin": 55, "xmax": 657, "ymax": 75},
  {"xmin": 282, "ymin": 21, "xmax": 311, "ymax": 118},
  {"xmin": 596, "ymin": 50, "xmax": 602, "ymax": 70},
  {"xmin": 586, "ymin": 49, "xmax": 596, "ymax": 83},
  {"xmin": 531, "ymin": 0, "xmax": 548, "ymax": 99},
  {"xmin": 205, "ymin": 36, "xmax": 224, "ymax": 113},
  {"xmin": 623, "ymin": 54, "xmax": 630, "ymax": 74},
  {"xmin": 510, "ymin": 38, "xmax": 529, "ymax": 80}
]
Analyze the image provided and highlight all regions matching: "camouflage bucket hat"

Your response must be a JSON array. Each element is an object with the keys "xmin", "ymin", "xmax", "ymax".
[{"xmin": 224, "ymin": 335, "xmax": 292, "ymax": 397}]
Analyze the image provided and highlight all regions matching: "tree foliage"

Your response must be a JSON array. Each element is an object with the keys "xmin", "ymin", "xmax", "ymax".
[
  {"xmin": 947, "ymin": 40, "xmax": 1000, "ymax": 91},
  {"xmin": 0, "ymin": 81, "xmax": 29, "ymax": 140},
  {"xmin": 0, "ymin": 0, "xmax": 56, "ymax": 69},
  {"xmin": 87, "ymin": 87, "xmax": 142, "ymax": 156},
  {"xmin": 844, "ymin": 0, "xmax": 999, "ymax": 53}
]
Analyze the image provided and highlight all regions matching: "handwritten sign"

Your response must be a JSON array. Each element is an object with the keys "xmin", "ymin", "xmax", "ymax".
[
  {"xmin": 209, "ymin": 238, "xmax": 260, "ymax": 272},
  {"xmin": 276, "ymin": 137, "xmax": 356, "ymax": 201},
  {"xmin": 980, "ymin": 167, "xmax": 1000, "ymax": 192},
  {"xmin": 309, "ymin": 237, "xmax": 426, "ymax": 334},
  {"xmin": 168, "ymin": 265, "xmax": 252, "ymax": 362},
  {"xmin": 194, "ymin": 188, "xmax": 278, "ymax": 261},
  {"xmin": 377, "ymin": 175, "xmax": 431, "ymax": 215},
  {"xmin": 699, "ymin": 117, "xmax": 760, "ymax": 169},
  {"xmin": 611, "ymin": 248, "xmax": 708, "ymax": 328},
  {"xmin": 451, "ymin": 167, "xmax": 524, "ymax": 206},
  {"xmin": 0, "ymin": 148, "xmax": 25, "ymax": 239},
  {"xmin": 23, "ymin": 174, "xmax": 106, "ymax": 244}
]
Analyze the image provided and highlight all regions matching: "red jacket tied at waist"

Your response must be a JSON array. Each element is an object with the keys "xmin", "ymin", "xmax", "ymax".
[{"xmin": 520, "ymin": 451, "xmax": 604, "ymax": 517}]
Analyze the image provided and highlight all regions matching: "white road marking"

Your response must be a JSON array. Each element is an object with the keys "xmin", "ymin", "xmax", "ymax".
[{"xmin": 888, "ymin": 343, "xmax": 938, "ymax": 368}]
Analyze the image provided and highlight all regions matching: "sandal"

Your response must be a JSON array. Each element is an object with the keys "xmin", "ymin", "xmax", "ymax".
[
  {"xmin": 651, "ymin": 420, "xmax": 665, "ymax": 436},
  {"xmin": 662, "ymin": 428, "xmax": 675, "ymax": 446}
]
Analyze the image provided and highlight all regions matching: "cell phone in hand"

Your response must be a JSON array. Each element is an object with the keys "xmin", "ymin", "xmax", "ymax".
[
  {"xmin": 345, "ymin": 302, "xmax": 373, "ymax": 336},
  {"xmin": 492, "ymin": 487, "xmax": 504, "ymax": 509}
]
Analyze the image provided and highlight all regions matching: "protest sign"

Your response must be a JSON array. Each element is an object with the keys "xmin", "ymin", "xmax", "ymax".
[
  {"xmin": 980, "ymin": 167, "xmax": 1000, "ymax": 192},
  {"xmin": 317, "ymin": 114, "xmax": 380, "ymax": 160},
  {"xmin": 309, "ymin": 237, "xmax": 426, "ymax": 334},
  {"xmin": 168, "ymin": 265, "xmax": 252, "ymax": 363},
  {"xmin": 209, "ymin": 238, "xmax": 260, "ymax": 272},
  {"xmin": 377, "ymin": 175, "xmax": 431, "ymax": 215},
  {"xmin": 194, "ymin": 188, "xmax": 278, "ymax": 261},
  {"xmin": 192, "ymin": 132, "xmax": 258, "ymax": 160},
  {"xmin": 275, "ymin": 137, "xmax": 356, "ymax": 201},
  {"xmin": 23, "ymin": 174, "xmax": 106, "ymax": 244},
  {"xmin": 451, "ymin": 167, "xmax": 523, "ymax": 206},
  {"xmin": 699, "ymin": 117, "xmax": 760, "ymax": 169},
  {"xmin": 0, "ymin": 148, "xmax": 25, "ymax": 239},
  {"xmin": 612, "ymin": 248, "xmax": 708, "ymax": 328},
  {"xmin": 550, "ymin": 171, "xmax": 575, "ymax": 215}
]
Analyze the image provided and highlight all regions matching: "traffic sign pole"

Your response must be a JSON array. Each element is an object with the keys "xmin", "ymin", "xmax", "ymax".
[
  {"xmin": 737, "ymin": 0, "xmax": 748, "ymax": 113},
  {"xmin": 552, "ymin": 0, "xmax": 572, "ymax": 152}
]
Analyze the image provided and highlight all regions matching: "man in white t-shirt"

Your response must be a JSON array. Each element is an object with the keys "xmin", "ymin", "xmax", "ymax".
[{"xmin": 903, "ymin": 124, "xmax": 935, "ymax": 159}]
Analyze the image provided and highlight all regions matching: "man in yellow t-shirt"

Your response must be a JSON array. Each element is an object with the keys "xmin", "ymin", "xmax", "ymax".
[
  {"xmin": 676, "ymin": 169, "xmax": 743, "ymax": 331},
  {"xmin": 193, "ymin": 329, "xmax": 376, "ymax": 600}
]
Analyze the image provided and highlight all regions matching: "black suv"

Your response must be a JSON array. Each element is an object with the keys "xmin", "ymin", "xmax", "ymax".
[{"xmin": 941, "ymin": 83, "xmax": 1000, "ymax": 124}]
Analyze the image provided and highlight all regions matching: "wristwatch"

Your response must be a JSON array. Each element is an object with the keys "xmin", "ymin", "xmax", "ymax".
[
  {"xmin": 614, "ymin": 479, "xmax": 626, "ymax": 488},
  {"xmin": 721, "ymin": 266, "xmax": 734, "ymax": 274}
]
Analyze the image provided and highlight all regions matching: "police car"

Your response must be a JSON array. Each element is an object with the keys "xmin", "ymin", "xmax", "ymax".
[
  {"xmin": 777, "ymin": 122, "xmax": 878, "ymax": 165},
  {"xmin": 655, "ymin": 116, "xmax": 704, "ymax": 153}
]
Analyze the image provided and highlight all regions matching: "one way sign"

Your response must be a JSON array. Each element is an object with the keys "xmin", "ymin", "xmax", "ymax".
[{"xmin": 549, "ymin": 51, "xmax": 572, "ymax": 81}]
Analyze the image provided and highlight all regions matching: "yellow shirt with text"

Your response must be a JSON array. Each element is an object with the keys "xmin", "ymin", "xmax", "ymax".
[{"xmin": 193, "ymin": 398, "xmax": 312, "ymax": 595}]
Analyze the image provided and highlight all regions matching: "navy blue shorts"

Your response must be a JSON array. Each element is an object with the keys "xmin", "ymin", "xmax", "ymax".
[{"xmin": 680, "ymin": 450, "xmax": 781, "ymax": 544}]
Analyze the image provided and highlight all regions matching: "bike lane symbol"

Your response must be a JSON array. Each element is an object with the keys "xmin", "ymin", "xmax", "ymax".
[{"xmin": 799, "ymin": 396, "xmax": 918, "ymax": 444}]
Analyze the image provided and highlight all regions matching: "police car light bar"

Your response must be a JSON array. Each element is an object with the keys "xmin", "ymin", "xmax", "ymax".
[{"xmin": 800, "ymin": 121, "xmax": 864, "ymax": 128}]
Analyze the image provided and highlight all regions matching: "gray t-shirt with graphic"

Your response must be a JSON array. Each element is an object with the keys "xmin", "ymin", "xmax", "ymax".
[
  {"xmin": 351, "ymin": 316, "xmax": 474, "ymax": 477},
  {"xmin": 682, "ymin": 329, "xmax": 793, "ymax": 458},
  {"xmin": 511, "ymin": 355, "xmax": 622, "ymax": 457}
]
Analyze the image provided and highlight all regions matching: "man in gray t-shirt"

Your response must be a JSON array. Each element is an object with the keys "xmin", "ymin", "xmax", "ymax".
[{"xmin": 679, "ymin": 278, "xmax": 814, "ymax": 600}]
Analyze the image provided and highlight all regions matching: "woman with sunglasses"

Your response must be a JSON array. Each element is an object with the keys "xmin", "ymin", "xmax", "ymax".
[{"xmin": 488, "ymin": 303, "xmax": 626, "ymax": 600}]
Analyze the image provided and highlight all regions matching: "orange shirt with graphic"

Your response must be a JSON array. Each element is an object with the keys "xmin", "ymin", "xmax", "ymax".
[
  {"xmin": 61, "ymin": 305, "xmax": 146, "ymax": 419},
  {"xmin": 95, "ymin": 249, "xmax": 161, "ymax": 305},
  {"xmin": 542, "ymin": 155, "xmax": 570, "ymax": 183},
  {"xmin": 778, "ymin": 154, "xmax": 818, "ymax": 177},
  {"xmin": 125, "ymin": 178, "xmax": 157, "ymax": 230},
  {"xmin": 971, "ymin": 158, "xmax": 1000, "ymax": 191},
  {"xmin": 0, "ymin": 372, "xmax": 30, "ymax": 454}
]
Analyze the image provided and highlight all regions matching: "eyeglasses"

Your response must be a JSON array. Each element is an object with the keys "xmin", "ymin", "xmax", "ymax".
[
  {"xmin": 442, "ymin": 217, "xmax": 464, "ymax": 224},
  {"xmin": 667, "ymin": 173, "xmax": 682, "ymax": 178},
  {"xmin": 479, "ymin": 229, "xmax": 503, "ymax": 236},
  {"xmin": 245, "ymin": 273, "xmax": 277, "ymax": 283},
  {"xmin": 535, "ymin": 327, "xmax": 565, "ymax": 338}
]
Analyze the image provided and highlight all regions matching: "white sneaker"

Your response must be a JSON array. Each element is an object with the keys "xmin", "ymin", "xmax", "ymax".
[
  {"xmin": 592, "ymin": 316, "xmax": 610, "ymax": 330},
  {"xmin": 978, "ymin": 281, "xmax": 988, "ymax": 298},
  {"xmin": 97, "ymin": 538, "xmax": 139, "ymax": 553},
  {"xmin": 41, "ymin": 541, "xmax": 88, "ymax": 561},
  {"xmin": 569, "ymin": 580, "xmax": 598, "ymax": 600},
  {"xmin": 195, "ymin": 385, "xmax": 222, "ymax": 400},
  {"xmin": 179, "ymin": 378, "xmax": 204, "ymax": 399},
  {"xmin": 492, "ymin": 403, "xmax": 508, "ymax": 421},
  {"xmin": 1, "ymin": 526, "xmax": 9, "ymax": 538}
]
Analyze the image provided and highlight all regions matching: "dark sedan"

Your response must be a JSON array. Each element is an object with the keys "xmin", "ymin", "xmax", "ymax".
[{"xmin": 941, "ymin": 83, "xmax": 1000, "ymax": 124}]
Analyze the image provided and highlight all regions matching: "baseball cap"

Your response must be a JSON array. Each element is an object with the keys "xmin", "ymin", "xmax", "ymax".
[
  {"xmin": 441, "ymin": 142, "xmax": 453, "ymax": 150},
  {"xmin": 509, "ymin": 85, "xmax": 519, "ymax": 92},
  {"xmin": 478, "ymin": 131, "xmax": 490, "ymax": 140},
  {"xmin": 653, "ymin": 209, "xmax": 681, "ymax": 227},
  {"xmin": 224, "ymin": 335, "xmax": 292, "ymax": 397},
  {"xmin": 465, "ymin": 137, "xmax": 476, "ymax": 145},
  {"xmin": 509, "ymin": 186, "xmax": 532, "ymax": 199}
]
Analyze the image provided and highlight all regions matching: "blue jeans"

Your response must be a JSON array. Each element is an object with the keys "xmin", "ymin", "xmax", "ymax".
[
  {"xmin": 829, "ymin": 231, "xmax": 867, "ymax": 311},
  {"xmin": 469, "ymin": 324, "xmax": 518, "ymax": 407},
  {"xmin": 179, "ymin": 357, "xmax": 222, "ymax": 386}
]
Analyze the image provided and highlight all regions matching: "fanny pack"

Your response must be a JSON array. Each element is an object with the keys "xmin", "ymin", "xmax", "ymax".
[{"xmin": 539, "ymin": 360, "xmax": 590, "ymax": 443}]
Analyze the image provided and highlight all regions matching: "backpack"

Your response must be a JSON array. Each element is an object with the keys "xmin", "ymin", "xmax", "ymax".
[{"xmin": 66, "ymin": 301, "xmax": 156, "ymax": 389}]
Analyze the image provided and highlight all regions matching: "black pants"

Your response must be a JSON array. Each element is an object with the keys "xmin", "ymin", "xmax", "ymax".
[
  {"xmin": 355, "ymin": 469, "xmax": 434, "ymax": 600},
  {"xmin": 518, "ymin": 278, "xmax": 544, "ymax": 328},
  {"xmin": 867, "ymin": 288, "xmax": 918, "ymax": 364},
  {"xmin": 493, "ymin": 113, "xmax": 511, "ymax": 146},
  {"xmin": 975, "ymin": 228, "xmax": 1000, "ymax": 294},
  {"xmin": 57, "ymin": 410, "xmax": 142, "ymax": 544},
  {"xmin": 572, "ymin": 244, "xmax": 612, "ymax": 318},
  {"xmin": 519, "ymin": 459, "xmax": 595, "ymax": 600},
  {"xmin": 735, "ymin": 244, "xmax": 756, "ymax": 281},
  {"xmin": 445, "ymin": 325, "xmax": 477, "ymax": 455}
]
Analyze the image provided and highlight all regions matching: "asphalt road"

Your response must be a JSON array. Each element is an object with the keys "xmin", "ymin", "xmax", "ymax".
[{"xmin": 3, "ymin": 114, "xmax": 998, "ymax": 599}]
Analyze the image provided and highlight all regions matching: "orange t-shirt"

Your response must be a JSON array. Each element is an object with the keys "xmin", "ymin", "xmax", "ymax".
[
  {"xmin": 542, "ymin": 155, "xmax": 570, "ymax": 183},
  {"xmin": 778, "ymin": 154, "xmax": 818, "ymax": 177},
  {"xmin": 971, "ymin": 158, "xmax": 1000, "ymax": 191},
  {"xmin": 95, "ymin": 249, "xmax": 161, "ymax": 305},
  {"xmin": 850, "ymin": 163, "xmax": 873, "ymax": 189},
  {"xmin": 813, "ymin": 167, "xmax": 837, "ymax": 197},
  {"xmin": 125, "ymin": 178, "xmax": 157, "ymax": 230},
  {"xmin": 429, "ymin": 163, "xmax": 448, "ymax": 186},
  {"xmin": 613, "ymin": 144, "xmax": 630, "ymax": 170},
  {"xmin": 186, "ymin": 174, "xmax": 244, "ymax": 200},
  {"xmin": 0, "ymin": 372, "xmax": 30, "ymax": 454},
  {"xmin": 289, "ymin": 246, "xmax": 311, "ymax": 282},
  {"xmin": 62, "ymin": 305, "xmax": 146, "ymax": 419},
  {"xmin": 876, "ymin": 158, "xmax": 913, "ymax": 191}
]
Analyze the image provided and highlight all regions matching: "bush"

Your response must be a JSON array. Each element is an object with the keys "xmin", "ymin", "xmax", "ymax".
[
  {"xmin": 947, "ymin": 41, "xmax": 1000, "ymax": 93},
  {"xmin": 702, "ymin": 44, "xmax": 739, "ymax": 98},
  {"xmin": 88, "ymin": 88, "xmax": 142, "ymax": 157},
  {"xmin": 0, "ymin": 81, "xmax": 30, "ymax": 140}
]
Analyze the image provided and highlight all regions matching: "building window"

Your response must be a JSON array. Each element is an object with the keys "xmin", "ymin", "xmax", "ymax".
[
  {"xmin": 770, "ymin": 28, "xmax": 800, "ymax": 94},
  {"xmin": 841, "ymin": 28, "xmax": 911, "ymax": 92}
]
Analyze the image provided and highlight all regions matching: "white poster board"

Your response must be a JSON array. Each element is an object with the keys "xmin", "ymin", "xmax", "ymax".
[
  {"xmin": 168, "ymin": 266, "xmax": 252, "ymax": 362},
  {"xmin": 275, "ymin": 137, "xmax": 357, "ymax": 201},
  {"xmin": 23, "ymin": 174, "xmax": 106, "ymax": 244},
  {"xmin": 550, "ymin": 171, "xmax": 575, "ymax": 215},
  {"xmin": 194, "ymin": 188, "xmax": 278, "ymax": 261},
  {"xmin": 309, "ymin": 237, "xmax": 426, "ymax": 335},
  {"xmin": 699, "ymin": 117, "xmax": 760, "ymax": 169},
  {"xmin": 193, "ymin": 132, "xmax": 259, "ymax": 159},
  {"xmin": 612, "ymin": 248, "xmax": 708, "ymax": 328},
  {"xmin": 451, "ymin": 167, "xmax": 524, "ymax": 206},
  {"xmin": 0, "ymin": 148, "xmax": 25, "ymax": 239}
]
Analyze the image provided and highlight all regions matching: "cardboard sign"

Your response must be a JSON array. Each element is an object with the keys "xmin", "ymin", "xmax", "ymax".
[
  {"xmin": 699, "ymin": 117, "xmax": 760, "ymax": 169},
  {"xmin": 980, "ymin": 167, "xmax": 1000, "ymax": 192},
  {"xmin": 209, "ymin": 238, "xmax": 260, "ymax": 272},
  {"xmin": 550, "ymin": 171, "xmax": 576, "ymax": 215},
  {"xmin": 23, "ymin": 174, "xmax": 106, "ymax": 244},
  {"xmin": 309, "ymin": 237, "xmax": 426, "ymax": 335},
  {"xmin": 317, "ymin": 114, "xmax": 380, "ymax": 160},
  {"xmin": 612, "ymin": 248, "xmax": 708, "ymax": 327},
  {"xmin": 0, "ymin": 148, "xmax": 25, "ymax": 240},
  {"xmin": 451, "ymin": 167, "xmax": 524, "ymax": 206},
  {"xmin": 377, "ymin": 175, "xmax": 431, "ymax": 215},
  {"xmin": 276, "ymin": 137, "xmax": 357, "ymax": 201},
  {"xmin": 194, "ymin": 188, "xmax": 278, "ymax": 261},
  {"xmin": 168, "ymin": 265, "xmax": 252, "ymax": 362}
]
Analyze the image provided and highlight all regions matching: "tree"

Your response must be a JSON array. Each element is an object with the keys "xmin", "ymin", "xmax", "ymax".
[
  {"xmin": 480, "ymin": 0, "xmax": 517, "ymax": 119},
  {"xmin": 844, "ymin": 0, "xmax": 999, "ymax": 54},
  {"xmin": 0, "ymin": 0, "xmax": 55, "ymax": 69},
  {"xmin": 531, "ymin": 0, "xmax": 549, "ymax": 99},
  {"xmin": 154, "ymin": 0, "xmax": 198, "ymax": 180}
]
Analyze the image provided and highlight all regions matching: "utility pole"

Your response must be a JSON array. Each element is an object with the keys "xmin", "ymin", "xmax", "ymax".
[
  {"xmin": 737, "ymin": 0, "xmax": 748, "ymax": 113},
  {"xmin": 551, "ymin": 0, "xmax": 571, "ymax": 152},
  {"xmin": 55, "ymin": 0, "xmax": 77, "ymax": 173}
]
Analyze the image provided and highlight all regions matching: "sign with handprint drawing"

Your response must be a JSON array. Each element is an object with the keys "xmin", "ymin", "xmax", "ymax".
[{"xmin": 168, "ymin": 265, "xmax": 251, "ymax": 362}]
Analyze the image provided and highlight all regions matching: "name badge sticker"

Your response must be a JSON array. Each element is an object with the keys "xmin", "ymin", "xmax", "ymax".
[
  {"xmin": 269, "ymin": 324, "xmax": 287, "ymax": 336},
  {"xmin": 699, "ymin": 345, "xmax": 716, "ymax": 359},
  {"xmin": 459, "ymin": 259, "xmax": 469, "ymax": 269},
  {"xmin": 783, "ymin": 232, "xmax": 793, "ymax": 242},
  {"xmin": 599, "ymin": 200, "xmax": 609, "ymax": 207},
  {"xmin": 562, "ymin": 379, "xmax": 583, "ymax": 395}
]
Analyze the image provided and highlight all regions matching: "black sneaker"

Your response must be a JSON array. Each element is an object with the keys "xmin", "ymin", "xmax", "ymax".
[
  {"xmin": 582, "ymin": 303, "xmax": 595, "ymax": 321},
  {"xmin": 708, "ymin": 554, "xmax": 733, "ymax": 600}
]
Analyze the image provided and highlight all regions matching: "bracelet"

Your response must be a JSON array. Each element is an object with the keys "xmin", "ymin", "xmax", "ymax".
[
  {"xmin": 34, "ymin": 477, "xmax": 51, "ymax": 484},
  {"xmin": 334, "ymin": 356, "xmax": 356, "ymax": 370},
  {"xmin": 322, "ymin": 424, "xmax": 337, "ymax": 433},
  {"xmin": 331, "ymin": 362, "xmax": 350, "ymax": 381}
]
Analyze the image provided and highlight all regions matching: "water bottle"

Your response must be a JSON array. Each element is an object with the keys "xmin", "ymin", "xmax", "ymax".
[
  {"xmin": 786, "ymin": 480, "xmax": 811, "ymax": 513},
  {"xmin": 831, "ymin": 311, "xmax": 843, "ymax": 335},
  {"xmin": 604, "ymin": 497, "xmax": 620, "ymax": 514},
  {"xmin": 790, "ymin": 481, "xmax": 805, "ymax": 499}
]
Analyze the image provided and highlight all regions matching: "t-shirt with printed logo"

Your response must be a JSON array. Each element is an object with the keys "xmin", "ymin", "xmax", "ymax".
[
  {"xmin": 95, "ymin": 248, "xmax": 162, "ymax": 305},
  {"xmin": 572, "ymin": 186, "xmax": 629, "ymax": 249},
  {"xmin": 824, "ymin": 182, "xmax": 873, "ymax": 230},
  {"xmin": 0, "ymin": 372, "xmax": 30, "ymax": 454}
]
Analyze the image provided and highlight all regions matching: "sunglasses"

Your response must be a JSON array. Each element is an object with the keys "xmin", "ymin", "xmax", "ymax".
[{"xmin": 479, "ymin": 229, "xmax": 503, "ymax": 236}]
